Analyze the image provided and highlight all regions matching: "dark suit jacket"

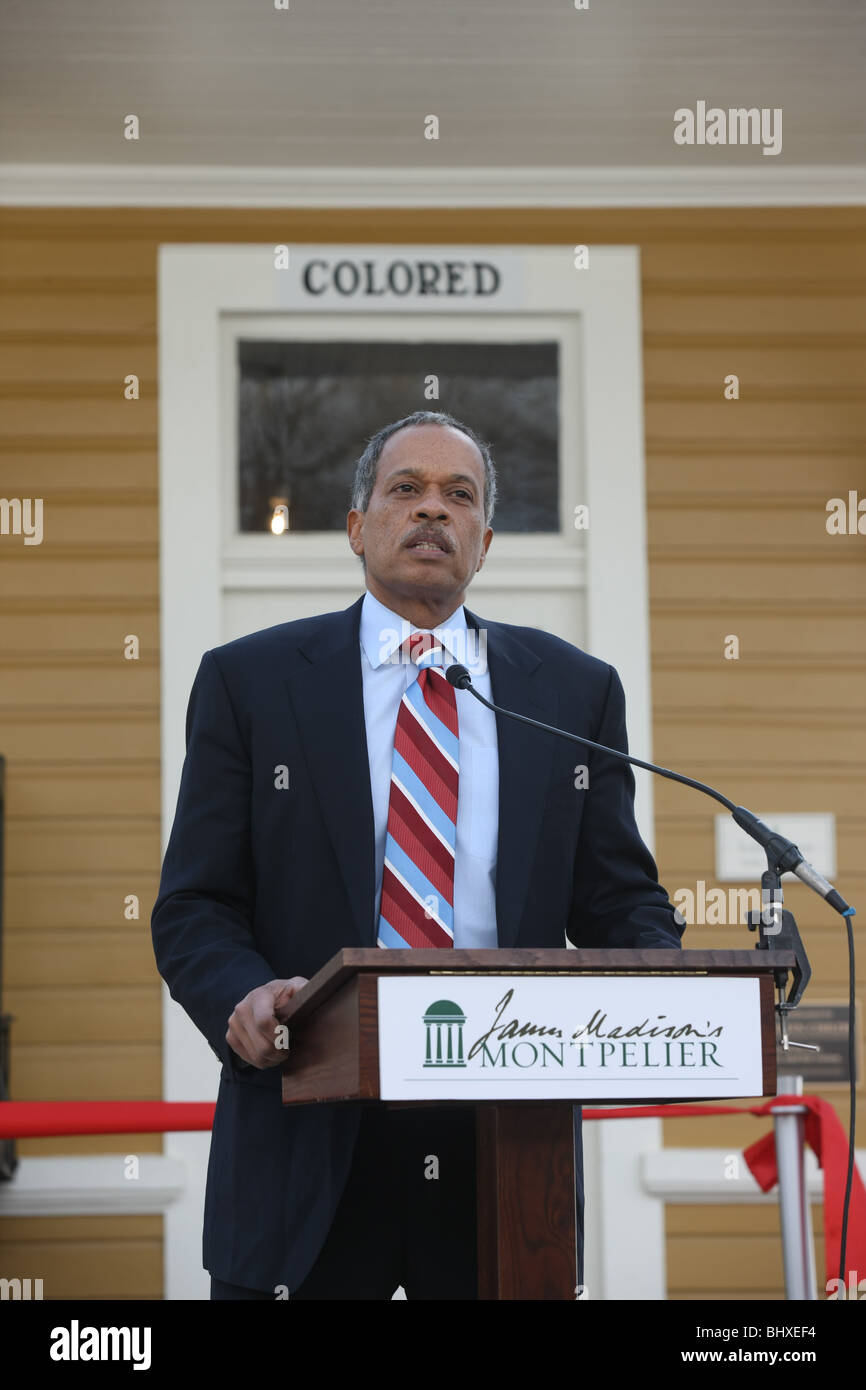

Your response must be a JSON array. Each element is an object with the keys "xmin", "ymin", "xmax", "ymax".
[{"xmin": 151, "ymin": 594, "xmax": 683, "ymax": 1292}]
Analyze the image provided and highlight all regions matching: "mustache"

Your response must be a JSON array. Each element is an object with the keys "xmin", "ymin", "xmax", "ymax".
[{"xmin": 403, "ymin": 528, "xmax": 453, "ymax": 552}]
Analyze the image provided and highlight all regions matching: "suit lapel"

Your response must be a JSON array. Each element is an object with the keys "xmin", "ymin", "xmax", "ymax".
[
  {"xmin": 285, "ymin": 596, "xmax": 377, "ymax": 948},
  {"xmin": 465, "ymin": 610, "xmax": 559, "ymax": 948}
]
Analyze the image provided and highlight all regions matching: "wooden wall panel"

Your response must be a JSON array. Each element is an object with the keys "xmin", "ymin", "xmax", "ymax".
[
  {"xmin": 0, "ymin": 204, "xmax": 863, "ymax": 1301},
  {"xmin": 0, "ymin": 1216, "xmax": 162, "ymax": 1299}
]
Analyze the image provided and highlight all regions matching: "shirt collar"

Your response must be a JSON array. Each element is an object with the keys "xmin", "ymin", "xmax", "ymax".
[{"xmin": 360, "ymin": 590, "xmax": 470, "ymax": 670}]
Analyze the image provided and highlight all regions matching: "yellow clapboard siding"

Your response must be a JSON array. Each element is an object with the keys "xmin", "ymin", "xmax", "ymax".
[
  {"xmin": 667, "ymin": 1235, "xmax": 786, "ymax": 1291},
  {"xmin": 7, "ymin": 823, "xmax": 159, "ymax": 873},
  {"xmin": 650, "ymin": 560, "xmax": 864, "ymax": 603},
  {"xmin": 647, "ymin": 453, "xmax": 866, "ymax": 496},
  {"xmin": 653, "ymin": 822, "xmax": 866, "ymax": 866},
  {"xmin": 0, "ymin": 343, "xmax": 157, "ymax": 381},
  {"xmin": 0, "ymin": 721, "xmax": 157, "ymax": 759},
  {"xmin": 0, "ymin": 240, "xmax": 165, "ymax": 278},
  {"xmin": 0, "ymin": 616, "xmax": 159, "ymax": 653},
  {"xmin": 652, "ymin": 670, "xmax": 866, "ymax": 713},
  {"xmin": 651, "ymin": 613, "xmax": 866, "ymax": 659},
  {"xmin": 685, "ymin": 948, "xmax": 860, "ymax": 985},
  {"xmin": 0, "ymin": 1215, "xmax": 162, "ymax": 1241},
  {"xmin": 18, "ymin": 1135, "xmax": 164, "ymax": 1158},
  {"xmin": 668, "ymin": 1228, "xmax": 825, "ymax": 1300},
  {"xmin": 667, "ymin": 1204, "xmax": 823, "ymax": 1236},
  {"xmin": 643, "ymin": 292, "xmax": 866, "ymax": 334},
  {"xmin": 0, "ymin": 558, "xmax": 158, "ymax": 599},
  {"xmin": 668, "ymin": 1283, "xmax": 790, "ymax": 1300},
  {"xmin": 644, "ymin": 346, "xmax": 866, "ymax": 390},
  {"xmin": 5, "ymin": 770, "xmax": 160, "ymax": 817},
  {"xmin": 648, "ymin": 507, "xmax": 865, "ymax": 548},
  {"xmin": 1, "ymin": 668, "xmax": 159, "ymax": 705},
  {"xmin": 0, "ymin": 449, "xmax": 155, "ymax": 491},
  {"xmin": 675, "ymin": 947, "xmax": 853, "ymax": 991},
  {"xmin": 640, "ymin": 242, "xmax": 866, "ymax": 282},
  {"xmin": 0, "ymin": 1236, "xmax": 162, "ymax": 1299},
  {"xmin": 7, "ymin": 988, "xmax": 161, "ymax": 1044},
  {"xmin": 0, "ymin": 291, "xmax": 155, "ymax": 334},
  {"xmin": 652, "ymin": 726, "xmax": 860, "ymax": 766},
  {"xmin": 0, "ymin": 397, "xmax": 157, "ymax": 435},
  {"xmin": 3, "ymin": 204, "xmax": 866, "ymax": 241},
  {"xmin": 670, "ymin": 928, "xmax": 862, "ymax": 961},
  {"xmin": 11, "ymin": 1043, "xmax": 162, "ymax": 1100},
  {"xmin": 0, "ymin": 504, "xmax": 157, "ymax": 547},
  {"xmin": 644, "ymin": 400, "xmax": 866, "ymax": 440},
  {"xmin": 6, "ymin": 930, "xmax": 159, "ymax": 987},
  {"xmin": 664, "ymin": 917, "xmax": 864, "ymax": 949},
  {"xmin": 5, "ymin": 877, "xmax": 160, "ymax": 928}
]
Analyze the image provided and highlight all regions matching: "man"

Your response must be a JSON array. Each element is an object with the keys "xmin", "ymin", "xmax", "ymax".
[{"xmin": 151, "ymin": 409, "xmax": 683, "ymax": 1300}]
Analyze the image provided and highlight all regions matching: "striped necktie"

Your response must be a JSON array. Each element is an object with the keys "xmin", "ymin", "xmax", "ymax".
[{"xmin": 377, "ymin": 631, "xmax": 458, "ymax": 949}]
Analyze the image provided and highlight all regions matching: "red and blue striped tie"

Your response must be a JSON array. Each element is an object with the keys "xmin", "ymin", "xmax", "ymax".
[{"xmin": 377, "ymin": 631, "xmax": 458, "ymax": 949}]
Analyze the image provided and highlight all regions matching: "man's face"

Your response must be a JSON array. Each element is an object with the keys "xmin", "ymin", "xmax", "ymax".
[{"xmin": 347, "ymin": 424, "xmax": 493, "ymax": 615}]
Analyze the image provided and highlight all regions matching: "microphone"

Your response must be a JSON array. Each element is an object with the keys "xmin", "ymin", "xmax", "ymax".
[{"xmin": 445, "ymin": 663, "xmax": 854, "ymax": 918}]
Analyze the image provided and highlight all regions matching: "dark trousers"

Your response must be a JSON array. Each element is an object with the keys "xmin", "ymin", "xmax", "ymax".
[{"xmin": 211, "ymin": 1103, "xmax": 478, "ymax": 1300}]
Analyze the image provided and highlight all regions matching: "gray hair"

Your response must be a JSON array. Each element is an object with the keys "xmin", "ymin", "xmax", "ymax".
[{"xmin": 350, "ymin": 411, "xmax": 497, "ymax": 525}]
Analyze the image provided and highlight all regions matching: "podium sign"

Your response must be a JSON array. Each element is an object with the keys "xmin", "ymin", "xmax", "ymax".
[
  {"xmin": 378, "ymin": 974, "xmax": 764, "ymax": 1100},
  {"xmin": 280, "ymin": 949, "xmax": 787, "ymax": 1299}
]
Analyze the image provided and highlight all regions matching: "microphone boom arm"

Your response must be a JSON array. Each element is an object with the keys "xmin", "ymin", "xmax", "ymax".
[{"xmin": 444, "ymin": 663, "xmax": 854, "ymax": 920}]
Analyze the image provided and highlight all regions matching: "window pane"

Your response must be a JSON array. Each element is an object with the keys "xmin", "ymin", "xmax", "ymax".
[{"xmin": 237, "ymin": 339, "xmax": 559, "ymax": 532}]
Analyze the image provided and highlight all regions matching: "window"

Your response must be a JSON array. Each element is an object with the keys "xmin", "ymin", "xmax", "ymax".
[{"xmin": 237, "ymin": 339, "xmax": 559, "ymax": 533}]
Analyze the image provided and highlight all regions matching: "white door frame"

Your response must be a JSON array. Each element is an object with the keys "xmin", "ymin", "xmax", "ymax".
[{"xmin": 157, "ymin": 243, "xmax": 662, "ymax": 1299}]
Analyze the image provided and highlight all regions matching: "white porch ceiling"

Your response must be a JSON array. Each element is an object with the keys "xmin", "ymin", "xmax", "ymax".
[{"xmin": 1, "ymin": 0, "xmax": 863, "ymax": 171}]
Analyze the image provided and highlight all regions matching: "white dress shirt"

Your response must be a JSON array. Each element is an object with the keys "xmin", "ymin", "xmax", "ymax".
[{"xmin": 359, "ymin": 589, "xmax": 499, "ymax": 948}]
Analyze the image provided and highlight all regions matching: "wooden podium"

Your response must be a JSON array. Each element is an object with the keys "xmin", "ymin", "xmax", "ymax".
[{"xmin": 279, "ymin": 948, "xmax": 791, "ymax": 1300}]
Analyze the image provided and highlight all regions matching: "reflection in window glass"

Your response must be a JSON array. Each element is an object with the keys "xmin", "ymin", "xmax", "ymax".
[{"xmin": 238, "ymin": 340, "xmax": 559, "ymax": 532}]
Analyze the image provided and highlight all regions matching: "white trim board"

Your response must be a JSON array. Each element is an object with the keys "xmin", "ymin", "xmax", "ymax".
[
  {"xmin": 6, "ymin": 1145, "xmax": 861, "ymax": 1215},
  {"xmin": 3, "ymin": 164, "xmax": 866, "ymax": 208},
  {"xmin": 0, "ymin": 1155, "xmax": 186, "ymax": 1217},
  {"xmin": 643, "ymin": 1147, "xmax": 866, "ymax": 1202}
]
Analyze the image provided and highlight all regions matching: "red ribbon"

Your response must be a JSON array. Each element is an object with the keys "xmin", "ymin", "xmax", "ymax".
[
  {"xmin": 1, "ymin": 1096, "xmax": 863, "ymax": 1285},
  {"xmin": 0, "ymin": 1101, "xmax": 215, "ymax": 1137},
  {"xmin": 582, "ymin": 1095, "xmax": 866, "ymax": 1288}
]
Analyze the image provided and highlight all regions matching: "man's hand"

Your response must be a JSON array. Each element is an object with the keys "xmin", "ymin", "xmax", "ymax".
[{"xmin": 226, "ymin": 977, "xmax": 309, "ymax": 1069}]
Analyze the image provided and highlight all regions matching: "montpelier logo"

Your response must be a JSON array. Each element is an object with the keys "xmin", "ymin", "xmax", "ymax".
[
  {"xmin": 422, "ymin": 1000, "xmax": 467, "ymax": 1067},
  {"xmin": 420, "ymin": 988, "xmax": 727, "ymax": 1073}
]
